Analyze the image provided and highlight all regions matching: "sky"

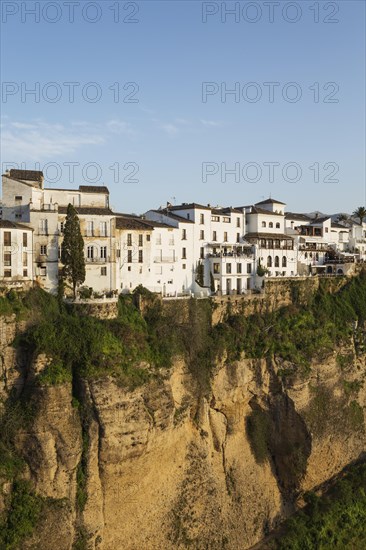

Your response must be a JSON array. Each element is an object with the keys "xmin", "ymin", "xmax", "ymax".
[{"xmin": 0, "ymin": 0, "xmax": 365, "ymax": 215}]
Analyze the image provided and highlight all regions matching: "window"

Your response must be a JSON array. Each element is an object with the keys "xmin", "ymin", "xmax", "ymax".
[
  {"xmin": 211, "ymin": 215, "xmax": 220, "ymax": 222},
  {"xmin": 275, "ymin": 239, "xmax": 280, "ymax": 248},
  {"xmin": 275, "ymin": 256, "xmax": 279, "ymax": 267},
  {"xmin": 40, "ymin": 245, "xmax": 47, "ymax": 256},
  {"xmin": 282, "ymin": 257, "xmax": 287, "ymax": 267},
  {"xmin": 226, "ymin": 263, "xmax": 232, "ymax": 274},
  {"xmin": 127, "ymin": 250, "xmax": 132, "ymax": 263},
  {"xmin": 100, "ymin": 222, "xmax": 107, "ymax": 237},
  {"xmin": 60, "ymin": 222, "xmax": 64, "ymax": 233},
  {"xmin": 23, "ymin": 233, "xmax": 28, "ymax": 247},
  {"xmin": 87, "ymin": 246, "xmax": 94, "ymax": 260},
  {"xmin": 268, "ymin": 239, "xmax": 273, "ymax": 248},
  {"xmin": 200, "ymin": 213, "xmax": 205, "ymax": 224},
  {"xmin": 237, "ymin": 263, "xmax": 242, "ymax": 273},
  {"xmin": 200, "ymin": 230, "xmax": 205, "ymax": 240},
  {"xmin": 156, "ymin": 233, "xmax": 162, "ymax": 245},
  {"xmin": 276, "ymin": 222, "xmax": 280, "ymax": 228},
  {"xmin": 138, "ymin": 234, "xmax": 143, "ymax": 247},
  {"xmin": 23, "ymin": 252, "xmax": 27, "ymax": 266},
  {"xmin": 224, "ymin": 232, "xmax": 228, "ymax": 242},
  {"xmin": 86, "ymin": 221, "xmax": 94, "ymax": 236},
  {"xmin": 4, "ymin": 270, "xmax": 11, "ymax": 278},
  {"xmin": 212, "ymin": 231, "xmax": 217, "ymax": 241},
  {"xmin": 4, "ymin": 253, "xmax": 11, "ymax": 266},
  {"xmin": 325, "ymin": 227, "xmax": 329, "ymax": 233},
  {"xmin": 182, "ymin": 229, "xmax": 187, "ymax": 240},
  {"xmin": 262, "ymin": 221, "xmax": 266, "ymax": 228},
  {"xmin": 200, "ymin": 247, "xmax": 204, "ymax": 259},
  {"xmin": 260, "ymin": 239, "xmax": 266, "ymax": 248},
  {"xmin": 23, "ymin": 269, "xmax": 28, "ymax": 278},
  {"xmin": 213, "ymin": 263, "xmax": 220, "ymax": 274},
  {"xmin": 269, "ymin": 222, "xmax": 273, "ymax": 228},
  {"xmin": 15, "ymin": 195, "xmax": 22, "ymax": 202},
  {"xmin": 4, "ymin": 232, "xmax": 11, "ymax": 246},
  {"xmin": 146, "ymin": 234, "xmax": 151, "ymax": 242},
  {"xmin": 100, "ymin": 246, "xmax": 107, "ymax": 260},
  {"xmin": 187, "ymin": 213, "xmax": 190, "ymax": 220},
  {"xmin": 182, "ymin": 247, "xmax": 186, "ymax": 259},
  {"xmin": 127, "ymin": 233, "xmax": 132, "ymax": 246},
  {"xmin": 101, "ymin": 267, "xmax": 107, "ymax": 276},
  {"xmin": 138, "ymin": 250, "xmax": 143, "ymax": 263},
  {"xmin": 15, "ymin": 212, "xmax": 22, "ymax": 220},
  {"xmin": 236, "ymin": 233, "xmax": 240, "ymax": 243},
  {"xmin": 267, "ymin": 256, "xmax": 272, "ymax": 267},
  {"xmin": 182, "ymin": 264, "xmax": 186, "ymax": 269},
  {"xmin": 58, "ymin": 246, "xmax": 61, "ymax": 259},
  {"xmin": 236, "ymin": 218, "xmax": 240, "ymax": 227},
  {"xmin": 247, "ymin": 264, "xmax": 252, "ymax": 274},
  {"xmin": 40, "ymin": 267, "xmax": 47, "ymax": 276}
]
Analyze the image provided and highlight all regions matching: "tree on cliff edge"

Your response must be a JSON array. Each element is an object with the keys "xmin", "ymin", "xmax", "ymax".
[{"xmin": 61, "ymin": 204, "xmax": 86, "ymax": 299}]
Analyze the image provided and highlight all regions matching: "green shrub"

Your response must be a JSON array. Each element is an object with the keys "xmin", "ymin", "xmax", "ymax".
[
  {"xmin": 275, "ymin": 462, "xmax": 366, "ymax": 549},
  {"xmin": 0, "ymin": 480, "xmax": 43, "ymax": 549},
  {"xmin": 37, "ymin": 360, "xmax": 72, "ymax": 386}
]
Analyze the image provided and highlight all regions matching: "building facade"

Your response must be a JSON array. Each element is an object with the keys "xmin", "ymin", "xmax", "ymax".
[{"xmin": 1, "ymin": 169, "xmax": 361, "ymax": 296}]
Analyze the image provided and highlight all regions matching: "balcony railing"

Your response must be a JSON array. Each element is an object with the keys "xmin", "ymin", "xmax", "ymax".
[
  {"xmin": 154, "ymin": 256, "xmax": 176, "ymax": 263},
  {"xmin": 86, "ymin": 256, "xmax": 111, "ymax": 263},
  {"xmin": 207, "ymin": 252, "xmax": 253, "ymax": 259}
]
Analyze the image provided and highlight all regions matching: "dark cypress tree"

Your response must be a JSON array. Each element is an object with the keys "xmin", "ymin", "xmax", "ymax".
[{"xmin": 61, "ymin": 204, "xmax": 86, "ymax": 299}]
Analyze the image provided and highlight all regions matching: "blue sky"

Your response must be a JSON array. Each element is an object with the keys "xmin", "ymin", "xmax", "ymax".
[{"xmin": 1, "ymin": 0, "xmax": 365, "ymax": 214}]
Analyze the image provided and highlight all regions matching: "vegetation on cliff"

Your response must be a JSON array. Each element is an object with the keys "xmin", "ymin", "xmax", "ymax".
[
  {"xmin": 0, "ymin": 272, "xmax": 365, "ymax": 548},
  {"xmin": 272, "ymin": 462, "xmax": 366, "ymax": 549}
]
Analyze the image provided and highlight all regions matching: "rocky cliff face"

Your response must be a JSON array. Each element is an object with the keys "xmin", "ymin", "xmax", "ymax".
[{"xmin": 1, "ymin": 310, "xmax": 365, "ymax": 550}]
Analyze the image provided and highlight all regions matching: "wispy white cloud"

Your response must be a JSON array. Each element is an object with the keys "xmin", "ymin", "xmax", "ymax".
[
  {"xmin": 160, "ymin": 123, "xmax": 179, "ymax": 136},
  {"xmin": 106, "ymin": 119, "xmax": 136, "ymax": 137},
  {"xmin": 200, "ymin": 119, "xmax": 222, "ymax": 127},
  {"xmin": 1, "ymin": 118, "xmax": 137, "ymax": 161}
]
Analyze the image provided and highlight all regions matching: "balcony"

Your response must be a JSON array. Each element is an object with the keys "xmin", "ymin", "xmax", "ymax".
[
  {"xmin": 86, "ymin": 256, "xmax": 111, "ymax": 263},
  {"xmin": 154, "ymin": 256, "xmax": 176, "ymax": 263}
]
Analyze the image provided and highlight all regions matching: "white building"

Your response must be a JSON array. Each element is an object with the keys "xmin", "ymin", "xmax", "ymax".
[
  {"xmin": 146, "ymin": 204, "xmax": 254, "ymax": 295},
  {"xmin": 1, "ymin": 168, "xmax": 360, "ymax": 297},
  {"xmin": 349, "ymin": 221, "xmax": 366, "ymax": 260},
  {"xmin": 2, "ymin": 170, "xmax": 115, "ymax": 294},
  {"xmin": 0, "ymin": 220, "xmax": 33, "ymax": 286},
  {"xmin": 238, "ymin": 198, "xmax": 297, "ymax": 280}
]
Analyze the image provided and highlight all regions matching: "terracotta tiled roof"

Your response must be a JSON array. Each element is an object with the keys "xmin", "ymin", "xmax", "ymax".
[
  {"xmin": 168, "ymin": 203, "xmax": 212, "ymax": 211},
  {"xmin": 115, "ymin": 217, "xmax": 153, "ymax": 230},
  {"xmin": 79, "ymin": 186, "xmax": 109, "ymax": 194},
  {"xmin": 255, "ymin": 198, "xmax": 286, "ymax": 206},
  {"xmin": 58, "ymin": 206, "xmax": 114, "ymax": 216},
  {"xmin": 212, "ymin": 207, "xmax": 242, "ymax": 215},
  {"xmin": 285, "ymin": 212, "xmax": 312, "ymax": 222},
  {"xmin": 0, "ymin": 220, "xmax": 33, "ymax": 230},
  {"xmin": 248, "ymin": 206, "xmax": 283, "ymax": 216},
  {"xmin": 152, "ymin": 209, "xmax": 194, "ymax": 223},
  {"xmin": 115, "ymin": 216, "xmax": 172, "ymax": 230},
  {"xmin": 8, "ymin": 169, "xmax": 44, "ymax": 182}
]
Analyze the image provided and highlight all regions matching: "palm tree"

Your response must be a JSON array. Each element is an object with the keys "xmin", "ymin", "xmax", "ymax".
[
  {"xmin": 353, "ymin": 206, "xmax": 366, "ymax": 224},
  {"xmin": 337, "ymin": 213, "xmax": 350, "ymax": 226}
]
